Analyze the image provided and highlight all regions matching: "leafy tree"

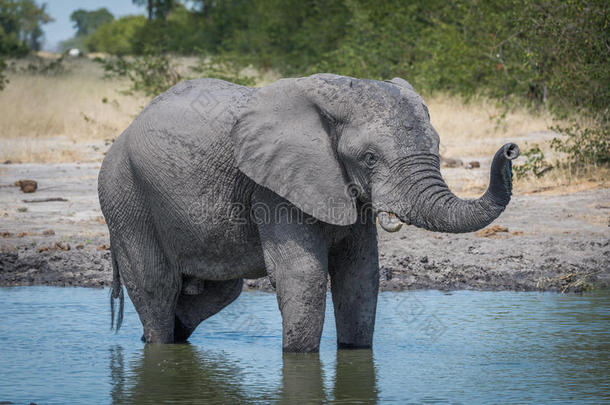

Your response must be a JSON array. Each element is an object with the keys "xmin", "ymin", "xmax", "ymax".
[
  {"xmin": 132, "ymin": 0, "xmax": 176, "ymax": 20},
  {"xmin": 70, "ymin": 8, "xmax": 113, "ymax": 37},
  {"xmin": 86, "ymin": 15, "xmax": 147, "ymax": 55},
  {"xmin": 0, "ymin": 0, "xmax": 52, "ymax": 55},
  {"xmin": 128, "ymin": 3, "xmax": 207, "ymax": 53}
]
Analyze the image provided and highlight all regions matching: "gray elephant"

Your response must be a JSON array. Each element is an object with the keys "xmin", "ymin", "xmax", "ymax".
[{"xmin": 98, "ymin": 74, "xmax": 519, "ymax": 351}]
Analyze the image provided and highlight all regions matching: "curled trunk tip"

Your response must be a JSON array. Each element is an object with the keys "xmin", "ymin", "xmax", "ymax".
[{"xmin": 503, "ymin": 143, "xmax": 520, "ymax": 160}]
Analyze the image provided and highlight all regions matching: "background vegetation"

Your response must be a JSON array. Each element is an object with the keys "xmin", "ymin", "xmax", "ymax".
[
  {"xmin": 0, "ymin": 0, "xmax": 607, "ymax": 177},
  {"xmin": 0, "ymin": 0, "xmax": 51, "ymax": 55},
  {"xmin": 75, "ymin": 1, "xmax": 609, "ymax": 122},
  {"xmin": 2, "ymin": 0, "xmax": 608, "ymax": 117}
]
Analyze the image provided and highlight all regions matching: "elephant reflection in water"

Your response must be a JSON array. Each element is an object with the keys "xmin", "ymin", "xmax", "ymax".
[
  {"xmin": 109, "ymin": 344, "xmax": 246, "ymax": 404},
  {"xmin": 109, "ymin": 345, "xmax": 378, "ymax": 404},
  {"xmin": 281, "ymin": 350, "xmax": 378, "ymax": 404}
]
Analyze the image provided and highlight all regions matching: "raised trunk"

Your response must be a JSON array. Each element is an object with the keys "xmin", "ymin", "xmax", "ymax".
[{"xmin": 380, "ymin": 143, "xmax": 519, "ymax": 233}]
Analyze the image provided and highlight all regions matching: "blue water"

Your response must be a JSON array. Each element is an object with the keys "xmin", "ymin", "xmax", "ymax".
[{"xmin": 0, "ymin": 287, "xmax": 608, "ymax": 404}]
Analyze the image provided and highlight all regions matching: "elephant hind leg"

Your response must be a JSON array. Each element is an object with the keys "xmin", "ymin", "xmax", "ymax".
[
  {"xmin": 174, "ymin": 278, "xmax": 243, "ymax": 343},
  {"xmin": 109, "ymin": 211, "xmax": 181, "ymax": 343},
  {"xmin": 114, "ymin": 238, "xmax": 181, "ymax": 343},
  {"xmin": 101, "ymin": 155, "xmax": 181, "ymax": 343}
]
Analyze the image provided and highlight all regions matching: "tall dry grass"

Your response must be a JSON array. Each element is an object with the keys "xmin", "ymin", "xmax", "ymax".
[
  {"xmin": 0, "ymin": 56, "xmax": 281, "ymax": 163},
  {"xmin": 427, "ymin": 93, "xmax": 558, "ymax": 159},
  {"xmin": 0, "ymin": 57, "xmax": 147, "ymax": 162},
  {"xmin": 1, "ymin": 57, "xmax": 146, "ymax": 140},
  {"xmin": 423, "ymin": 93, "xmax": 608, "ymax": 195}
]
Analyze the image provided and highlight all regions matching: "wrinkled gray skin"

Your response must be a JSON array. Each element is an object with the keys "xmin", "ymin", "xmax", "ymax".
[{"xmin": 98, "ymin": 74, "xmax": 519, "ymax": 352}]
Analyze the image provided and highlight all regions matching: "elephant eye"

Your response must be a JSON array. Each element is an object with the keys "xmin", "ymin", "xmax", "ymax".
[{"xmin": 364, "ymin": 152, "xmax": 377, "ymax": 168}]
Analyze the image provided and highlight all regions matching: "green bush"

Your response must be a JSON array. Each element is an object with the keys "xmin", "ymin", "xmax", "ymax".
[
  {"xmin": 98, "ymin": 51, "xmax": 256, "ymax": 97},
  {"xmin": 225, "ymin": 0, "xmax": 350, "ymax": 73},
  {"xmin": 513, "ymin": 144, "xmax": 552, "ymax": 178},
  {"xmin": 515, "ymin": 123, "xmax": 609, "ymax": 179},
  {"xmin": 550, "ymin": 124, "xmax": 609, "ymax": 167},
  {"xmin": 312, "ymin": 1, "xmax": 608, "ymax": 121},
  {"xmin": 0, "ymin": 25, "xmax": 29, "ymax": 56},
  {"xmin": 12, "ymin": 54, "xmax": 67, "ymax": 75},
  {"xmin": 87, "ymin": 16, "xmax": 147, "ymax": 56},
  {"xmin": 97, "ymin": 52, "xmax": 181, "ymax": 96},
  {"xmin": 190, "ymin": 54, "xmax": 256, "ymax": 86},
  {"xmin": 130, "ymin": 6, "xmax": 212, "ymax": 54}
]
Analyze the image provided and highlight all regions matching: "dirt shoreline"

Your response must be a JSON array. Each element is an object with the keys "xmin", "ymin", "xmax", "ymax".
[{"xmin": 1, "ymin": 163, "xmax": 609, "ymax": 293}]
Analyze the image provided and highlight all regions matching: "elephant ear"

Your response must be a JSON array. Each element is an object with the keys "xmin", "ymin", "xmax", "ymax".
[
  {"xmin": 385, "ymin": 77, "xmax": 416, "ymax": 93},
  {"xmin": 231, "ymin": 76, "xmax": 357, "ymax": 226}
]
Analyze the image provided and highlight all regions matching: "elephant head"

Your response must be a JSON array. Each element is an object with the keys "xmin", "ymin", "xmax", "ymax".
[{"xmin": 231, "ymin": 74, "xmax": 518, "ymax": 233}]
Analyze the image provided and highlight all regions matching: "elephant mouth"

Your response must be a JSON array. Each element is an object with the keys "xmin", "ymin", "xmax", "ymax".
[{"xmin": 377, "ymin": 211, "xmax": 405, "ymax": 233}]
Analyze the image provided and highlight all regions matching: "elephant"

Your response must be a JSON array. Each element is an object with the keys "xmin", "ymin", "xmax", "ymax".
[{"xmin": 98, "ymin": 74, "xmax": 519, "ymax": 351}]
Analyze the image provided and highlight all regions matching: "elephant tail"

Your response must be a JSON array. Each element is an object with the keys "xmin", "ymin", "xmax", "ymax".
[{"xmin": 109, "ymin": 247, "xmax": 124, "ymax": 332}]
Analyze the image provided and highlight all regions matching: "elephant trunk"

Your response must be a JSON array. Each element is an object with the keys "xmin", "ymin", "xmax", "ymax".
[{"xmin": 379, "ymin": 143, "xmax": 519, "ymax": 233}]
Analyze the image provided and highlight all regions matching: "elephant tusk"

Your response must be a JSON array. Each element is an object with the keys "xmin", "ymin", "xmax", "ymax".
[{"xmin": 378, "ymin": 211, "xmax": 403, "ymax": 233}]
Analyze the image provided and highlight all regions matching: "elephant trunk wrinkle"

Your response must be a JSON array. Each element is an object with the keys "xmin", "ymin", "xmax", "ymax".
[{"xmin": 391, "ymin": 143, "xmax": 518, "ymax": 233}]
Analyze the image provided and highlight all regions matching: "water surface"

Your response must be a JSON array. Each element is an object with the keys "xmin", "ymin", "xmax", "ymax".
[{"xmin": 1, "ymin": 287, "xmax": 608, "ymax": 403}]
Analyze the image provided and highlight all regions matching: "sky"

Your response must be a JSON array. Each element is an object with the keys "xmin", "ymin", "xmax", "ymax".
[{"xmin": 42, "ymin": 0, "xmax": 145, "ymax": 51}]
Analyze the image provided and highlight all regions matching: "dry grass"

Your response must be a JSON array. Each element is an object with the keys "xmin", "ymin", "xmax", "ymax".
[
  {"xmin": 427, "ymin": 93, "xmax": 558, "ymax": 159},
  {"xmin": 0, "ymin": 56, "xmax": 147, "ymax": 162},
  {"xmin": 445, "ymin": 163, "xmax": 609, "ymax": 197},
  {"xmin": 0, "ymin": 57, "xmax": 146, "ymax": 141},
  {"xmin": 0, "ymin": 137, "xmax": 103, "ymax": 163},
  {"xmin": 0, "ymin": 56, "xmax": 279, "ymax": 163},
  {"xmin": 426, "ymin": 93, "xmax": 607, "ymax": 195},
  {"xmin": 514, "ymin": 164, "xmax": 610, "ymax": 194}
]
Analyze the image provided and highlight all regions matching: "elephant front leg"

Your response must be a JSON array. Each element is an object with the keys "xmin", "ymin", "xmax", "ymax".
[
  {"xmin": 255, "ymin": 194, "xmax": 329, "ymax": 353},
  {"xmin": 274, "ymin": 252, "xmax": 327, "ymax": 353},
  {"xmin": 329, "ymin": 221, "xmax": 379, "ymax": 349},
  {"xmin": 261, "ymin": 232, "xmax": 328, "ymax": 352}
]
